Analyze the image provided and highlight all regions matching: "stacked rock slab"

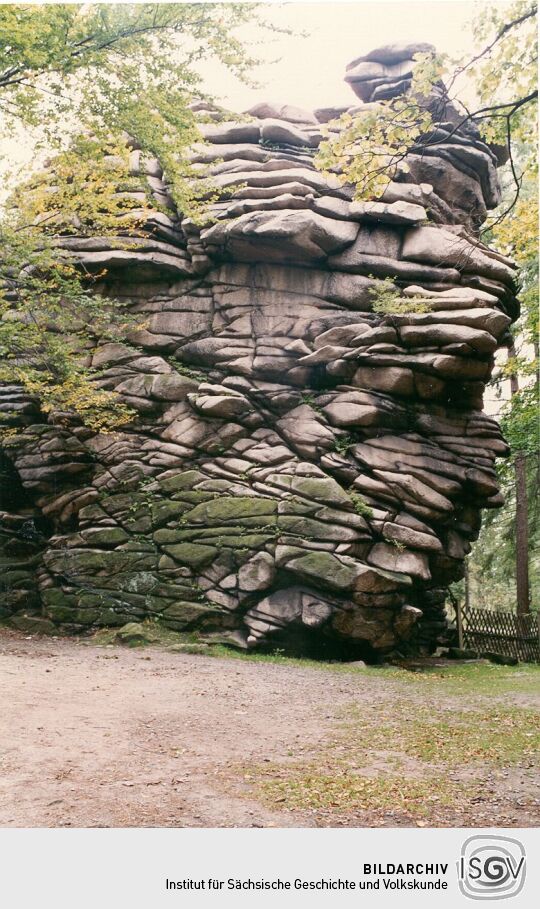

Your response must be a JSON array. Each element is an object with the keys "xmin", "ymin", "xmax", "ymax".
[{"xmin": 0, "ymin": 45, "xmax": 518, "ymax": 657}]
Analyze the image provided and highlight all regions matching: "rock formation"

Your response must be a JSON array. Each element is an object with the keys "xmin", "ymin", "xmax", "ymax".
[{"xmin": 0, "ymin": 45, "xmax": 518, "ymax": 658}]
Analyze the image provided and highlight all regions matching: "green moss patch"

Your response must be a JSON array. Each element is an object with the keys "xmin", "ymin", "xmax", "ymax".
[
  {"xmin": 161, "ymin": 542, "xmax": 218, "ymax": 568},
  {"xmin": 184, "ymin": 496, "xmax": 277, "ymax": 525}
]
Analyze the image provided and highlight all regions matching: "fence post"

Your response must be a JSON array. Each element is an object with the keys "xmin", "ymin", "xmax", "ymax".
[{"xmin": 456, "ymin": 599, "xmax": 464, "ymax": 650}]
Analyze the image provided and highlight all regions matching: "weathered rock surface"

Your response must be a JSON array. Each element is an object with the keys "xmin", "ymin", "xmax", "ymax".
[{"xmin": 0, "ymin": 45, "xmax": 517, "ymax": 659}]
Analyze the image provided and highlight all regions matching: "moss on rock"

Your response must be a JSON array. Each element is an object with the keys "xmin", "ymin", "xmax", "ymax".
[
  {"xmin": 286, "ymin": 551, "xmax": 359, "ymax": 591},
  {"xmin": 162, "ymin": 542, "xmax": 218, "ymax": 568},
  {"xmin": 184, "ymin": 496, "xmax": 277, "ymax": 525}
]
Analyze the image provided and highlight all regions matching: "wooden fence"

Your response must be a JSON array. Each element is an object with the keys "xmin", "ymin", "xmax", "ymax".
[{"xmin": 455, "ymin": 604, "xmax": 540, "ymax": 663}]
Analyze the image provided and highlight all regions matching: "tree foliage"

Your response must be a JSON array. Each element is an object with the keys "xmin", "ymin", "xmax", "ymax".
[
  {"xmin": 0, "ymin": 223, "xmax": 136, "ymax": 433},
  {"xmin": 315, "ymin": 52, "xmax": 442, "ymax": 200},
  {"xmin": 0, "ymin": 3, "xmax": 258, "ymax": 133},
  {"xmin": 0, "ymin": 3, "xmax": 269, "ymax": 432},
  {"xmin": 466, "ymin": 2, "xmax": 537, "ymax": 154}
]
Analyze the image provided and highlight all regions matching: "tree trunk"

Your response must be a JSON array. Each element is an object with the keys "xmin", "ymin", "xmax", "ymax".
[
  {"xmin": 508, "ymin": 340, "xmax": 530, "ymax": 615},
  {"xmin": 464, "ymin": 560, "xmax": 471, "ymax": 610}
]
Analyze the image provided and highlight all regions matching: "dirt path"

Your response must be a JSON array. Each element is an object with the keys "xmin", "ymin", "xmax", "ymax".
[
  {"xmin": 0, "ymin": 631, "xmax": 370, "ymax": 827},
  {"xmin": 0, "ymin": 630, "xmax": 538, "ymax": 828}
]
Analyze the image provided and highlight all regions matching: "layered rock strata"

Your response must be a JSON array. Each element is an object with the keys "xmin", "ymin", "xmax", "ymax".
[{"xmin": 0, "ymin": 45, "xmax": 518, "ymax": 657}]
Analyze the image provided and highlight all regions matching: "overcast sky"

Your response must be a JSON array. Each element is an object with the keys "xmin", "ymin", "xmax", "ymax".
[
  {"xmin": 207, "ymin": 0, "xmax": 481, "ymax": 112},
  {"xmin": 0, "ymin": 0, "xmax": 488, "ymax": 180}
]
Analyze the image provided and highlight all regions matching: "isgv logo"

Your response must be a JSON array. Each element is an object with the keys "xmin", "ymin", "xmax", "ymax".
[{"xmin": 458, "ymin": 835, "xmax": 526, "ymax": 900}]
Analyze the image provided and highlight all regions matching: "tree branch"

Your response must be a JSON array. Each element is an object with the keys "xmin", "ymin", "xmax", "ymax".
[{"xmin": 446, "ymin": 4, "xmax": 538, "ymax": 92}]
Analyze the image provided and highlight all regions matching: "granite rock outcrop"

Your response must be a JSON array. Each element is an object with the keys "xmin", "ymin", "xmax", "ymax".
[{"xmin": 0, "ymin": 45, "xmax": 518, "ymax": 658}]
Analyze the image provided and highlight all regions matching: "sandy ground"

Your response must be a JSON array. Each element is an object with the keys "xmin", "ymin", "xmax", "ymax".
[{"xmin": 0, "ymin": 629, "xmax": 538, "ymax": 828}]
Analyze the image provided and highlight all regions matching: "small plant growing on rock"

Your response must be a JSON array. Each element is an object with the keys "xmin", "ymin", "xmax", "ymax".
[
  {"xmin": 368, "ymin": 278, "xmax": 433, "ymax": 315},
  {"xmin": 333, "ymin": 433, "xmax": 355, "ymax": 454},
  {"xmin": 301, "ymin": 392, "xmax": 323, "ymax": 415},
  {"xmin": 349, "ymin": 492, "xmax": 373, "ymax": 519},
  {"xmin": 171, "ymin": 362, "xmax": 208, "ymax": 382}
]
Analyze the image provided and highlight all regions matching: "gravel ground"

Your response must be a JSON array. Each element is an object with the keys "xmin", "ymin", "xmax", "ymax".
[{"xmin": 0, "ymin": 629, "xmax": 538, "ymax": 828}]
